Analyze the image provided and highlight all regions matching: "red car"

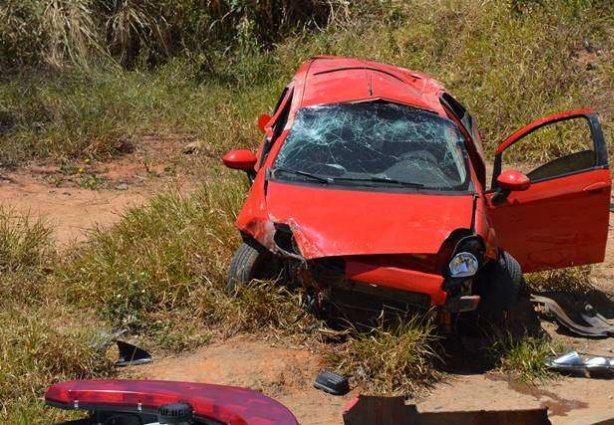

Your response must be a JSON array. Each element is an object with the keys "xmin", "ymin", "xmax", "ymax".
[{"xmin": 223, "ymin": 56, "xmax": 610, "ymax": 319}]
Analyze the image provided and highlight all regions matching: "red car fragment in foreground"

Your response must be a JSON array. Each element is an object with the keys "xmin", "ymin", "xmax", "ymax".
[
  {"xmin": 46, "ymin": 379, "xmax": 299, "ymax": 425},
  {"xmin": 223, "ymin": 56, "xmax": 610, "ymax": 320}
]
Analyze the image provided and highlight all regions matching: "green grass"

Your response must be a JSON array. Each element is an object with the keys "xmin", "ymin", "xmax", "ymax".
[
  {"xmin": 0, "ymin": 210, "xmax": 113, "ymax": 423},
  {"xmin": 492, "ymin": 334, "xmax": 562, "ymax": 383},
  {"xmin": 525, "ymin": 266, "xmax": 595, "ymax": 294},
  {"xmin": 0, "ymin": 1, "xmax": 612, "ymax": 167},
  {"xmin": 330, "ymin": 316, "xmax": 440, "ymax": 394}
]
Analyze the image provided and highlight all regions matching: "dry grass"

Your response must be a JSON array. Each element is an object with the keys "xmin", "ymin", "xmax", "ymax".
[
  {"xmin": 491, "ymin": 333, "xmax": 562, "ymax": 383},
  {"xmin": 330, "ymin": 316, "xmax": 440, "ymax": 395},
  {"xmin": 525, "ymin": 266, "xmax": 595, "ymax": 294}
]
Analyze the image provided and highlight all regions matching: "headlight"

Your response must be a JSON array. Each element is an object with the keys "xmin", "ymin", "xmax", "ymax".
[{"xmin": 448, "ymin": 252, "xmax": 478, "ymax": 278}]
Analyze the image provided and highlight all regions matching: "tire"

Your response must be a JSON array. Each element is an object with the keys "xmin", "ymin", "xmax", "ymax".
[
  {"xmin": 476, "ymin": 251, "xmax": 523, "ymax": 318},
  {"xmin": 226, "ymin": 241, "xmax": 273, "ymax": 294}
]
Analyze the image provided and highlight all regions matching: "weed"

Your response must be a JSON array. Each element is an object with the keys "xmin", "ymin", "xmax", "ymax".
[
  {"xmin": 491, "ymin": 334, "xmax": 562, "ymax": 383},
  {"xmin": 331, "ymin": 315, "xmax": 440, "ymax": 395},
  {"xmin": 79, "ymin": 172, "xmax": 104, "ymax": 190},
  {"xmin": 525, "ymin": 266, "xmax": 594, "ymax": 294}
]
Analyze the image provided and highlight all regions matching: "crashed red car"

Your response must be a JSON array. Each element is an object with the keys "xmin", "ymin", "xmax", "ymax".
[{"xmin": 223, "ymin": 56, "xmax": 610, "ymax": 319}]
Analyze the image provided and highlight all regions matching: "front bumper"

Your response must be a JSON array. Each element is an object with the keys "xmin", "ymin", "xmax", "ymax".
[
  {"xmin": 345, "ymin": 259, "xmax": 480, "ymax": 312},
  {"xmin": 346, "ymin": 259, "xmax": 447, "ymax": 305}
]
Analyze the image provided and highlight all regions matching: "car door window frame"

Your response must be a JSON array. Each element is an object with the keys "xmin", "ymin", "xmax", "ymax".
[
  {"xmin": 259, "ymin": 88, "xmax": 294, "ymax": 167},
  {"xmin": 440, "ymin": 93, "xmax": 486, "ymax": 188},
  {"xmin": 491, "ymin": 112, "xmax": 608, "ymax": 190}
]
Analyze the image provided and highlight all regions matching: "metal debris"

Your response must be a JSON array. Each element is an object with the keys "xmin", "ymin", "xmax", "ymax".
[
  {"xmin": 547, "ymin": 351, "xmax": 614, "ymax": 377},
  {"xmin": 530, "ymin": 295, "xmax": 614, "ymax": 338}
]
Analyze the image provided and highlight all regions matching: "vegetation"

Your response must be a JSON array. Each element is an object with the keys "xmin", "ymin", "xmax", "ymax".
[
  {"xmin": 492, "ymin": 334, "xmax": 561, "ymax": 383},
  {"xmin": 0, "ymin": 0, "xmax": 612, "ymax": 421},
  {"xmin": 331, "ymin": 316, "xmax": 440, "ymax": 394},
  {"xmin": 0, "ymin": 210, "xmax": 112, "ymax": 422}
]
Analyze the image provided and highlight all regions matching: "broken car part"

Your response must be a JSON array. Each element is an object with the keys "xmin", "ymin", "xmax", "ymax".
[
  {"xmin": 47, "ymin": 379, "xmax": 299, "ymax": 425},
  {"xmin": 531, "ymin": 295, "xmax": 614, "ymax": 338},
  {"xmin": 314, "ymin": 370, "xmax": 350, "ymax": 396},
  {"xmin": 342, "ymin": 395, "xmax": 551, "ymax": 425},
  {"xmin": 115, "ymin": 340, "xmax": 153, "ymax": 367},
  {"xmin": 547, "ymin": 351, "xmax": 614, "ymax": 376},
  {"xmin": 224, "ymin": 56, "xmax": 610, "ymax": 326},
  {"xmin": 92, "ymin": 330, "xmax": 153, "ymax": 367}
]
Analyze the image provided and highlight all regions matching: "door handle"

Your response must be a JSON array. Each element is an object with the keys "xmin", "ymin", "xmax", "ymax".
[{"xmin": 583, "ymin": 182, "xmax": 609, "ymax": 193}]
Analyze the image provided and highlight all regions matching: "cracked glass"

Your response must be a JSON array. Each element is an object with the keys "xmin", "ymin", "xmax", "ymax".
[{"xmin": 273, "ymin": 102, "xmax": 469, "ymax": 190}]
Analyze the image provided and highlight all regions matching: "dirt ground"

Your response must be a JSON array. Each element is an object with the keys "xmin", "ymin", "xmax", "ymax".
[
  {"xmin": 0, "ymin": 134, "xmax": 195, "ymax": 244},
  {"xmin": 2, "ymin": 141, "xmax": 613, "ymax": 424}
]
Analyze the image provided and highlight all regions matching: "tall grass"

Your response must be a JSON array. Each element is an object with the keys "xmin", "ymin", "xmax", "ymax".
[
  {"xmin": 0, "ymin": 0, "xmax": 349, "ymax": 70},
  {"xmin": 0, "ymin": 210, "xmax": 112, "ymax": 423},
  {"xmin": 330, "ymin": 316, "xmax": 440, "ymax": 394},
  {"xmin": 0, "ymin": 0, "xmax": 611, "ymax": 167}
]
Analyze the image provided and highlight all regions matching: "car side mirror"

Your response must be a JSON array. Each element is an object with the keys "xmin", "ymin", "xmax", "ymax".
[
  {"xmin": 497, "ymin": 169, "xmax": 531, "ymax": 191},
  {"xmin": 491, "ymin": 170, "xmax": 530, "ymax": 206},
  {"xmin": 223, "ymin": 149, "xmax": 257, "ymax": 171},
  {"xmin": 258, "ymin": 114, "xmax": 272, "ymax": 134}
]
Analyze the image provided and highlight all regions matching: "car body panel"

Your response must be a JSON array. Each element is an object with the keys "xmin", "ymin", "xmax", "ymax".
[
  {"xmin": 488, "ymin": 110, "xmax": 610, "ymax": 273},
  {"xmin": 302, "ymin": 57, "xmax": 446, "ymax": 113},
  {"xmin": 487, "ymin": 167, "xmax": 610, "ymax": 273},
  {"xmin": 46, "ymin": 379, "xmax": 299, "ymax": 425},
  {"xmin": 250, "ymin": 180, "xmax": 474, "ymax": 259}
]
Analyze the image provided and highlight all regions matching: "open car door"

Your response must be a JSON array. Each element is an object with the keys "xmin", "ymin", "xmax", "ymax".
[{"xmin": 487, "ymin": 110, "xmax": 610, "ymax": 273}]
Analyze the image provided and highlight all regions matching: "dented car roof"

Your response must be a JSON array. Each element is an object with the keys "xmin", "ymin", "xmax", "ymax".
[{"xmin": 293, "ymin": 56, "xmax": 447, "ymax": 115}]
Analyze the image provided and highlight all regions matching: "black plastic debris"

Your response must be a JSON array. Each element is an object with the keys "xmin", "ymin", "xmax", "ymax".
[
  {"xmin": 530, "ymin": 295, "xmax": 614, "ymax": 338},
  {"xmin": 116, "ymin": 340, "xmax": 153, "ymax": 367},
  {"xmin": 314, "ymin": 370, "xmax": 350, "ymax": 395}
]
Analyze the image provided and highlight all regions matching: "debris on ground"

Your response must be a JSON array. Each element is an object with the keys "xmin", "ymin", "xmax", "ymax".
[
  {"xmin": 93, "ymin": 330, "xmax": 153, "ymax": 367},
  {"xmin": 314, "ymin": 371, "xmax": 350, "ymax": 396},
  {"xmin": 115, "ymin": 182, "xmax": 129, "ymax": 190},
  {"xmin": 531, "ymin": 295, "xmax": 614, "ymax": 338},
  {"xmin": 115, "ymin": 340, "xmax": 153, "ymax": 367},
  {"xmin": 342, "ymin": 395, "xmax": 551, "ymax": 425},
  {"xmin": 547, "ymin": 351, "xmax": 614, "ymax": 377}
]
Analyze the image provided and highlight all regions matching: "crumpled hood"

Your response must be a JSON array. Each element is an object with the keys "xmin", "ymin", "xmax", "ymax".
[{"xmin": 265, "ymin": 181, "xmax": 474, "ymax": 259}]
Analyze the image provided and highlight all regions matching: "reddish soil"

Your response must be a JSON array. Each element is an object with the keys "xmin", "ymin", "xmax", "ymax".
[{"xmin": 0, "ymin": 134, "xmax": 195, "ymax": 244}]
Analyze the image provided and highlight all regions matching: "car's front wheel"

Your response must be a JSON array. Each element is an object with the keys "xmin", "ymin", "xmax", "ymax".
[
  {"xmin": 475, "ymin": 250, "xmax": 523, "ymax": 318},
  {"xmin": 226, "ymin": 241, "xmax": 277, "ymax": 294}
]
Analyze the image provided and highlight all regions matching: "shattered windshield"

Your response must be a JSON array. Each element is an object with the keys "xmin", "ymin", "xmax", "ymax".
[{"xmin": 273, "ymin": 102, "xmax": 470, "ymax": 191}]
